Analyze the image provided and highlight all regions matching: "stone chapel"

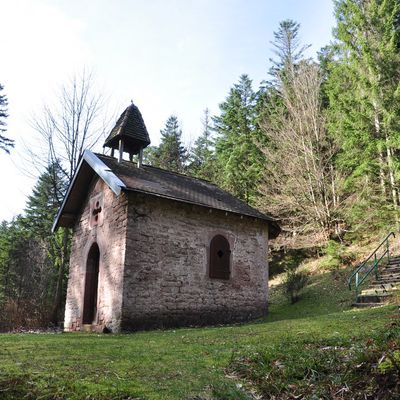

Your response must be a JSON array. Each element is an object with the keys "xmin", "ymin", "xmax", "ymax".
[{"xmin": 53, "ymin": 103, "xmax": 280, "ymax": 332}]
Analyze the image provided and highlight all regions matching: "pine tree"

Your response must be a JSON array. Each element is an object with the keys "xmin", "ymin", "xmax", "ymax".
[
  {"xmin": 188, "ymin": 109, "xmax": 217, "ymax": 181},
  {"xmin": 24, "ymin": 162, "xmax": 67, "ymax": 238},
  {"xmin": 0, "ymin": 220, "xmax": 13, "ymax": 308},
  {"xmin": 28, "ymin": 163, "xmax": 69, "ymax": 316},
  {"xmin": 142, "ymin": 145, "xmax": 159, "ymax": 166},
  {"xmin": 13, "ymin": 162, "xmax": 70, "ymax": 325},
  {"xmin": 153, "ymin": 115, "xmax": 188, "ymax": 173},
  {"xmin": 0, "ymin": 84, "xmax": 14, "ymax": 154},
  {"xmin": 327, "ymin": 0, "xmax": 400, "ymax": 228},
  {"xmin": 213, "ymin": 74, "xmax": 265, "ymax": 204},
  {"xmin": 269, "ymin": 19, "xmax": 309, "ymax": 84}
]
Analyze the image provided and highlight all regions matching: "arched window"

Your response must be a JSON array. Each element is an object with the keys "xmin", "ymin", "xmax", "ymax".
[
  {"xmin": 82, "ymin": 243, "xmax": 100, "ymax": 324},
  {"xmin": 209, "ymin": 235, "xmax": 231, "ymax": 280}
]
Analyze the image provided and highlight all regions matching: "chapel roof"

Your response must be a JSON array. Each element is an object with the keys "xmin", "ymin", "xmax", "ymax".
[
  {"xmin": 98, "ymin": 154, "xmax": 280, "ymax": 235},
  {"xmin": 53, "ymin": 151, "xmax": 280, "ymax": 238},
  {"xmin": 103, "ymin": 103, "xmax": 151, "ymax": 154}
]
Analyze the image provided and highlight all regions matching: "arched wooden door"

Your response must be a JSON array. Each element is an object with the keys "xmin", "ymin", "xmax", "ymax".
[{"xmin": 82, "ymin": 243, "xmax": 100, "ymax": 325}]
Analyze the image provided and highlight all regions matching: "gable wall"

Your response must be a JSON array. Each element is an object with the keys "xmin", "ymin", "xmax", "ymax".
[
  {"xmin": 121, "ymin": 192, "xmax": 269, "ymax": 330},
  {"xmin": 64, "ymin": 177, "xmax": 128, "ymax": 332}
]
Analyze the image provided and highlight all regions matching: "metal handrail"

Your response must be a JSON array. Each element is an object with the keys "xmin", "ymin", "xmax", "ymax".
[{"xmin": 348, "ymin": 232, "xmax": 395, "ymax": 298}]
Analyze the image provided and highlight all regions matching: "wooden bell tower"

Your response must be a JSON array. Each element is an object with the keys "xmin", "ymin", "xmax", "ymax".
[{"xmin": 103, "ymin": 102, "xmax": 151, "ymax": 166}]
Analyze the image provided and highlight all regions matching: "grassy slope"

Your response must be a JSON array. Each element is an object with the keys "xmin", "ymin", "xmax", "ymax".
[{"xmin": 0, "ymin": 265, "xmax": 398, "ymax": 399}]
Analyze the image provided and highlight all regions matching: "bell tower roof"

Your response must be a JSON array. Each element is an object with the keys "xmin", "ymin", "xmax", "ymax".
[{"xmin": 103, "ymin": 103, "xmax": 151, "ymax": 155}]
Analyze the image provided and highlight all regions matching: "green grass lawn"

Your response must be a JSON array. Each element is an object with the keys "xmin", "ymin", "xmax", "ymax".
[{"xmin": 0, "ymin": 266, "xmax": 398, "ymax": 399}]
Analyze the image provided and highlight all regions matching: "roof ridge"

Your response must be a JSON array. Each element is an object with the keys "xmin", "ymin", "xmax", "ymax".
[
  {"xmin": 96, "ymin": 153, "xmax": 216, "ymax": 186},
  {"xmin": 143, "ymin": 164, "xmax": 215, "ymax": 185}
]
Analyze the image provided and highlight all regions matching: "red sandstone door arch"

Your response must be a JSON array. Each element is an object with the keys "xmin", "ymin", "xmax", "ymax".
[{"xmin": 82, "ymin": 243, "xmax": 100, "ymax": 325}]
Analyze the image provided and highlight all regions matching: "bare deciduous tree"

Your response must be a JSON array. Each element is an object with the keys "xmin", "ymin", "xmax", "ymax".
[
  {"xmin": 31, "ymin": 70, "xmax": 109, "ymax": 181},
  {"xmin": 29, "ymin": 70, "xmax": 111, "ymax": 323},
  {"xmin": 260, "ymin": 61, "xmax": 342, "ymax": 246}
]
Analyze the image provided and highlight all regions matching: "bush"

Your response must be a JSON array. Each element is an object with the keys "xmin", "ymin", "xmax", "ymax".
[
  {"xmin": 283, "ymin": 266, "xmax": 309, "ymax": 304},
  {"xmin": 322, "ymin": 240, "xmax": 355, "ymax": 270}
]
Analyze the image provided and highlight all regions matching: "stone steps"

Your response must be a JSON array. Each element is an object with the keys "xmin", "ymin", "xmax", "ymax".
[
  {"xmin": 352, "ymin": 302, "xmax": 387, "ymax": 308},
  {"xmin": 387, "ymin": 262, "xmax": 400, "ymax": 267},
  {"xmin": 360, "ymin": 287, "xmax": 397, "ymax": 296},
  {"xmin": 377, "ymin": 267, "xmax": 400, "ymax": 272},
  {"xmin": 381, "ymin": 265, "xmax": 400, "ymax": 270},
  {"xmin": 356, "ymin": 293, "xmax": 391, "ymax": 303},
  {"xmin": 369, "ymin": 282, "xmax": 397, "ymax": 291},
  {"xmin": 375, "ymin": 276, "xmax": 400, "ymax": 282},
  {"xmin": 380, "ymin": 276, "xmax": 400, "ymax": 281},
  {"xmin": 352, "ymin": 255, "xmax": 400, "ymax": 308}
]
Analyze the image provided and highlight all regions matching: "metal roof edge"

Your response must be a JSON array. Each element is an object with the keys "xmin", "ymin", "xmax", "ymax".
[
  {"xmin": 52, "ymin": 150, "xmax": 126, "ymax": 232},
  {"xmin": 83, "ymin": 150, "xmax": 126, "ymax": 195}
]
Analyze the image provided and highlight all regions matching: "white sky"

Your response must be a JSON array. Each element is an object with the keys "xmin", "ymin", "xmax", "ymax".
[{"xmin": 0, "ymin": 0, "xmax": 335, "ymax": 221}]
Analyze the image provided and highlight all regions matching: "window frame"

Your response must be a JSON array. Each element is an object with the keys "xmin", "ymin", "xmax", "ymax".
[{"xmin": 208, "ymin": 234, "xmax": 231, "ymax": 280}]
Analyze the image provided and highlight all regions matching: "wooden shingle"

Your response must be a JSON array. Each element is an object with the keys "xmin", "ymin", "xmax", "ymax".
[{"xmin": 103, "ymin": 103, "xmax": 151, "ymax": 154}]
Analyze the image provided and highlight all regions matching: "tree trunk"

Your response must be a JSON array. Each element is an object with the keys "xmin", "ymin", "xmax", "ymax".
[
  {"xmin": 374, "ymin": 110, "xmax": 387, "ymax": 197},
  {"xmin": 330, "ymin": 164, "xmax": 341, "ymax": 236},
  {"xmin": 378, "ymin": 150, "xmax": 386, "ymax": 196},
  {"xmin": 385, "ymin": 138, "xmax": 399, "ymax": 226}
]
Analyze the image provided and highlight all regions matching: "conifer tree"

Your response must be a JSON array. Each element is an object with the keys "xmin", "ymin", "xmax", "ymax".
[
  {"xmin": 0, "ymin": 84, "xmax": 14, "ymax": 154},
  {"xmin": 20, "ymin": 163, "xmax": 69, "ymax": 324},
  {"xmin": 327, "ymin": 0, "xmax": 400, "ymax": 227},
  {"xmin": 269, "ymin": 19, "xmax": 309, "ymax": 85},
  {"xmin": 188, "ymin": 109, "xmax": 217, "ymax": 181},
  {"xmin": 213, "ymin": 74, "xmax": 264, "ymax": 204},
  {"xmin": 0, "ymin": 164, "xmax": 69, "ymax": 327},
  {"xmin": 142, "ymin": 145, "xmax": 159, "ymax": 166},
  {"xmin": 153, "ymin": 115, "xmax": 188, "ymax": 173},
  {"xmin": 24, "ymin": 162, "xmax": 67, "ymax": 238}
]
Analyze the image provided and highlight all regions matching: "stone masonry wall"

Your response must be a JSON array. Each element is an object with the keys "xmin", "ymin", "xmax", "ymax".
[
  {"xmin": 121, "ymin": 192, "xmax": 269, "ymax": 330},
  {"xmin": 64, "ymin": 177, "xmax": 128, "ymax": 332}
]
